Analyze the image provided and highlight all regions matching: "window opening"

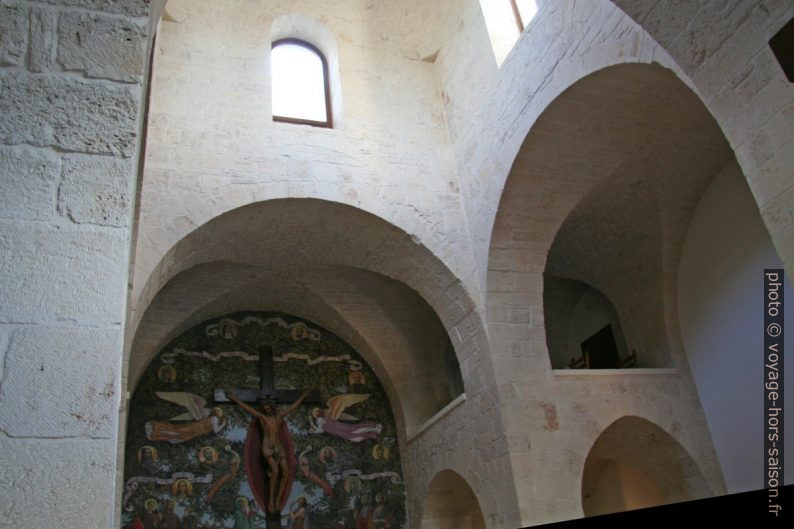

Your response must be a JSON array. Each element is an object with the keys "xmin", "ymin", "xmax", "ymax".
[
  {"xmin": 271, "ymin": 38, "xmax": 332, "ymax": 127},
  {"xmin": 509, "ymin": 0, "xmax": 538, "ymax": 32}
]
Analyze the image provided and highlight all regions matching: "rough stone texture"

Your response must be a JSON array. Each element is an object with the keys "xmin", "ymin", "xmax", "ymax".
[
  {"xmin": 0, "ymin": 72, "xmax": 140, "ymax": 157},
  {"xmin": 0, "ymin": 145, "xmax": 61, "ymax": 221},
  {"xmin": 0, "ymin": 222, "xmax": 127, "ymax": 324},
  {"xmin": 0, "ymin": 438, "xmax": 116, "ymax": 528},
  {"xmin": 41, "ymin": 0, "xmax": 149, "ymax": 17},
  {"xmin": 0, "ymin": 1, "xmax": 149, "ymax": 528},
  {"xmin": 58, "ymin": 12, "xmax": 148, "ymax": 82},
  {"xmin": 0, "ymin": 325, "xmax": 119, "ymax": 438},
  {"xmin": 58, "ymin": 154, "xmax": 132, "ymax": 227},
  {"xmin": 0, "ymin": 0, "xmax": 792, "ymax": 528},
  {"xmin": 0, "ymin": 2, "xmax": 26, "ymax": 66},
  {"xmin": 125, "ymin": 2, "xmax": 782, "ymax": 527},
  {"xmin": 28, "ymin": 6, "xmax": 58, "ymax": 72}
]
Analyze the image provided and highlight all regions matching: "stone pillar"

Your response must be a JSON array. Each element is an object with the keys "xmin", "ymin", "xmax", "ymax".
[{"xmin": 0, "ymin": 1, "xmax": 153, "ymax": 526}]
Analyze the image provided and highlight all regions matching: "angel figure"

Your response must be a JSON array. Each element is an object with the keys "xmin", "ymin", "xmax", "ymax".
[
  {"xmin": 308, "ymin": 394, "xmax": 382, "ymax": 443},
  {"xmin": 145, "ymin": 392, "xmax": 227, "ymax": 444}
]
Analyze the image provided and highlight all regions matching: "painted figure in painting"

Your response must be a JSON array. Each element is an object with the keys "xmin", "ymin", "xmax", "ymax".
[
  {"xmin": 309, "ymin": 394, "xmax": 382, "ymax": 442},
  {"xmin": 180, "ymin": 508, "xmax": 197, "ymax": 529},
  {"xmin": 371, "ymin": 444, "xmax": 390, "ymax": 461},
  {"xmin": 233, "ymin": 497, "xmax": 255, "ymax": 529},
  {"xmin": 298, "ymin": 447, "xmax": 334, "ymax": 497},
  {"xmin": 157, "ymin": 365, "xmax": 177, "ymax": 383},
  {"xmin": 319, "ymin": 446, "xmax": 336, "ymax": 465},
  {"xmin": 140, "ymin": 499, "xmax": 160, "ymax": 529},
  {"xmin": 160, "ymin": 501, "xmax": 181, "ymax": 529},
  {"xmin": 373, "ymin": 493, "xmax": 392, "ymax": 529},
  {"xmin": 172, "ymin": 479, "xmax": 193, "ymax": 498},
  {"xmin": 227, "ymin": 389, "xmax": 310, "ymax": 513},
  {"xmin": 207, "ymin": 450, "xmax": 240, "ymax": 503},
  {"xmin": 354, "ymin": 492, "xmax": 376, "ymax": 529},
  {"xmin": 348, "ymin": 368, "xmax": 366, "ymax": 386},
  {"xmin": 199, "ymin": 446, "xmax": 219, "ymax": 464},
  {"xmin": 287, "ymin": 496, "xmax": 308, "ymax": 529},
  {"xmin": 145, "ymin": 392, "xmax": 226, "ymax": 444},
  {"xmin": 137, "ymin": 445, "xmax": 159, "ymax": 469}
]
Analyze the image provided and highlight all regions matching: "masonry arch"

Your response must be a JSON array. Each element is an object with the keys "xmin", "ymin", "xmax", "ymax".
[
  {"xmin": 581, "ymin": 416, "xmax": 711, "ymax": 516},
  {"xmin": 421, "ymin": 469, "xmax": 487, "ymax": 529},
  {"xmin": 123, "ymin": 197, "xmax": 516, "ymax": 527},
  {"xmin": 127, "ymin": 199, "xmax": 484, "ymax": 437},
  {"xmin": 487, "ymin": 62, "xmax": 733, "ymax": 372}
]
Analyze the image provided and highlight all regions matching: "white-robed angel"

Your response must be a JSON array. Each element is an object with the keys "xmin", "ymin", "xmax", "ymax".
[
  {"xmin": 308, "ymin": 394, "xmax": 382, "ymax": 442},
  {"xmin": 145, "ymin": 391, "xmax": 227, "ymax": 444}
]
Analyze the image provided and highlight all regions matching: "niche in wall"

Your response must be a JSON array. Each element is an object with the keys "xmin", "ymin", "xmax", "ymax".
[
  {"xmin": 544, "ymin": 277, "xmax": 630, "ymax": 369},
  {"xmin": 581, "ymin": 416, "xmax": 711, "ymax": 516},
  {"xmin": 421, "ymin": 470, "xmax": 486, "ymax": 529}
]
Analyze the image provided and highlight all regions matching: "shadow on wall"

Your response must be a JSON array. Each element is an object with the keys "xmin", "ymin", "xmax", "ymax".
[{"xmin": 677, "ymin": 159, "xmax": 794, "ymax": 492}]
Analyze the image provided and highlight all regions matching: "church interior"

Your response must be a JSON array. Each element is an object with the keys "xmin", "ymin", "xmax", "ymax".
[{"xmin": 1, "ymin": 0, "xmax": 793, "ymax": 527}]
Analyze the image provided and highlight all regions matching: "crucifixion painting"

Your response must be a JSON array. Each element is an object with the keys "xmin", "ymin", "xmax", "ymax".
[{"xmin": 123, "ymin": 312, "xmax": 406, "ymax": 529}]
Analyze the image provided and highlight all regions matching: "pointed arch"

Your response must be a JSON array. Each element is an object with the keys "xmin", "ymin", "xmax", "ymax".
[
  {"xmin": 422, "ymin": 469, "xmax": 488, "ymax": 529},
  {"xmin": 581, "ymin": 416, "xmax": 711, "ymax": 516}
]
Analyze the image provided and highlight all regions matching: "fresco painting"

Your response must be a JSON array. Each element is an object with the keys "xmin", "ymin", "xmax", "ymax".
[{"xmin": 123, "ymin": 312, "xmax": 404, "ymax": 529}]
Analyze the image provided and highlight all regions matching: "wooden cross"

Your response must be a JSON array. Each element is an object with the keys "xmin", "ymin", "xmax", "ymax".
[{"xmin": 213, "ymin": 344, "xmax": 322, "ymax": 406}]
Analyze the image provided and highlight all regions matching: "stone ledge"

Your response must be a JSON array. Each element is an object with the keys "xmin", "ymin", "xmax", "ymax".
[
  {"xmin": 552, "ymin": 368, "xmax": 678, "ymax": 377},
  {"xmin": 407, "ymin": 392, "xmax": 467, "ymax": 443}
]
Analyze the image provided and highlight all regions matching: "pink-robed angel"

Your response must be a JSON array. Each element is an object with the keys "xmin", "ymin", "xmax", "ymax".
[
  {"xmin": 308, "ymin": 394, "xmax": 382, "ymax": 442},
  {"xmin": 145, "ymin": 392, "xmax": 227, "ymax": 443}
]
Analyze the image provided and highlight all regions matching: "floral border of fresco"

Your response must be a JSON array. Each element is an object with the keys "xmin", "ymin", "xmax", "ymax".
[{"xmin": 123, "ymin": 311, "xmax": 405, "ymax": 529}]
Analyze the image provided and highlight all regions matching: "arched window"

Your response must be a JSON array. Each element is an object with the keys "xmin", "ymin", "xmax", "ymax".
[{"xmin": 271, "ymin": 39, "xmax": 332, "ymax": 127}]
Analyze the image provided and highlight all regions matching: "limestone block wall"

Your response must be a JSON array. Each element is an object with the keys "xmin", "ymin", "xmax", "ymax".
[
  {"xmin": 126, "ymin": 1, "xmax": 792, "ymax": 528},
  {"xmin": 0, "ymin": 0, "xmax": 155, "ymax": 527},
  {"xmin": 0, "ymin": 0, "xmax": 776, "ymax": 527}
]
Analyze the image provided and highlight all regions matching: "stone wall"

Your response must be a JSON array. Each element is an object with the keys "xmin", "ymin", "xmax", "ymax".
[
  {"xmin": 0, "ymin": 1, "xmax": 153, "ymax": 527},
  {"xmin": 130, "ymin": 0, "xmax": 793, "ymax": 527},
  {"xmin": 2, "ymin": 0, "xmax": 792, "ymax": 527}
]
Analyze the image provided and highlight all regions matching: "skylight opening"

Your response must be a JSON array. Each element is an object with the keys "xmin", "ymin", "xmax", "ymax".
[
  {"xmin": 479, "ymin": 0, "xmax": 540, "ymax": 67},
  {"xmin": 511, "ymin": 0, "xmax": 538, "ymax": 32}
]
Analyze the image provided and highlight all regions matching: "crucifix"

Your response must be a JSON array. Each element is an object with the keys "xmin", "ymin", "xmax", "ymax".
[{"xmin": 214, "ymin": 344, "xmax": 321, "ymax": 528}]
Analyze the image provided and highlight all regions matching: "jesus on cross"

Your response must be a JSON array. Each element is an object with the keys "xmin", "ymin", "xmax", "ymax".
[{"xmin": 226, "ymin": 389, "xmax": 310, "ymax": 513}]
